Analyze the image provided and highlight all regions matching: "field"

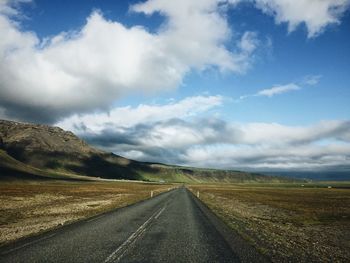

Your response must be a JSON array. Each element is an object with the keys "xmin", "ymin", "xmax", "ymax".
[
  {"xmin": 0, "ymin": 180, "xmax": 174, "ymax": 245},
  {"xmin": 189, "ymin": 183, "xmax": 350, "ymax": 262}
]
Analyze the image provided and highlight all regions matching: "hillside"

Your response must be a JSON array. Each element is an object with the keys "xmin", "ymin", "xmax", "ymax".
[
  {"xmin": 0, "ymin": 119, "xmax": 292, "ymax": 183},
  {"xmin": 0, "ymin": 119, "xmax": 150, "ymax": 180}
]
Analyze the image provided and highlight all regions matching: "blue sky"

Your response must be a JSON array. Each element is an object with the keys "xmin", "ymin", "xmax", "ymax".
[
  {"xmin": 0, "ymin": 0, "xmax": 350, "ymax": 172},
  {"xmin": 18, "ymin": 0, "xmax": 350, "ymax": 125}
]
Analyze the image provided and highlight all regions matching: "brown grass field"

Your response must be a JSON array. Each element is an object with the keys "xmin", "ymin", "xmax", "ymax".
[
  {"xmin": 0, "ymin": 180, "xmax": 174, "ymax": 245},
  {"xmin": 189, "ymin": 183, "xmax": 350, "ymax": 262}
]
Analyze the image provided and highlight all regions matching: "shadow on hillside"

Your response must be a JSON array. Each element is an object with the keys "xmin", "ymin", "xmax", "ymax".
[
  {"xmin": 0, "ymin": 166, "xmax": 47, "ymax": 181},
  {"xmin": 4, "ymin": 145, "xmax": 160, "ymax": 180},
  {"xmin": 66, "ymin": 154, "xmax": 142, "ymax": 180}
]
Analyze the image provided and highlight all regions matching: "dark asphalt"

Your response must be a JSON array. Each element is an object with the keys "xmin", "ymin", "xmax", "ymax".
[{"xmin": 0, "ymin": 187, "xmax": 267, "ymax": 263}]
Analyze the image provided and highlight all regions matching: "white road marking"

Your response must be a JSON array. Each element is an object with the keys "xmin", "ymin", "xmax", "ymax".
[
  {"xmin": 104, "ymin": 205, "xmax": 166, "ymax": 263},
  {"xmin": 155, "ymin": 206, "xmax": 166, "ymax": 219},
  {"xmin": 1, "ymin": 233, "xmax": 57, "ymax": 255}
]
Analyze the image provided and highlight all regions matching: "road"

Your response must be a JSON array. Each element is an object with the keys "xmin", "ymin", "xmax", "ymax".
[{"xmin": 0, "ymin": 187, "xmax": 267, "ymax": 263}]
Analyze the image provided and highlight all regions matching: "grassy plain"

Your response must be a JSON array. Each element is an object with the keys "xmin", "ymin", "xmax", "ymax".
[
  {"xmin": 0, "ymin": 180, "xmax": 173, "ymax": 245},
  {"xmin": 189, "ymin": 182, "xmax": 350, "ymax": 262}
]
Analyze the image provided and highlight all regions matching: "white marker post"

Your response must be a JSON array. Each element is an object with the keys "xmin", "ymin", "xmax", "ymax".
[
  {"xmin": 151, "ymin": 191, "xmax": 154, "ymax": 198},
  {"xmin": 197, "ymin": 191, "xmax": 199, "ymax": 198}
]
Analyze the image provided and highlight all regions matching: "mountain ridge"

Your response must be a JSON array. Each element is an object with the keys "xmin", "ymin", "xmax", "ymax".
[{"xmin": 0, "ymin": 119, "xmax": 293, "ymax": 183}]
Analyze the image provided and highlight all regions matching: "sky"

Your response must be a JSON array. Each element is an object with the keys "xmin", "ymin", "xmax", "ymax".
[{"xmin": 0, "ymin": 0, "xmax": 350, "ymax": 172}]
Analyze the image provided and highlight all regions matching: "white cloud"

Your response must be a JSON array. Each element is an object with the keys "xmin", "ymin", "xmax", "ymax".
[
  {"xmin": 257, "ymin": 83, "xmax": 300, "ymax": 97},
  {"xmin": 0, "ymin": 0, "xmax": 258, "ymax": 123},
  {"xmin": 57, "ymin": 95, "xmax": 224, "ymax": 133},
  {"xmin": 57, "ymin": 95, "xmax": 350, "ymax": 171},
  {"xmin": 238, "ymin": 120, "xmax": 350, "ymax": 145},
  {"xmin": 143, "ymin": 119, "xmax": 350, "ymax": 170},
  {"xmin": 184, "ymin": 143, "xmax": 350, "ymax": 170},
  {"xmin": 255, "ymin": 0, "xmax": 350, "ymax": 38},
  {"xmin": 239, "ymin": 74, "xmax": 322, "ymax": 101},
  {"xmin": 0, "ymin": 0, "xmax": 31, "ymax": 16},
  {"xmin": 239, "ymin": 82, "xmax": 301, "ymax": 100}
]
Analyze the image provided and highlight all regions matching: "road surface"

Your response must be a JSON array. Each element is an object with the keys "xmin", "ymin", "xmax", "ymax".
[{"xmin": 0, "ymin": 187, "xmax": 267, "ymax": 262}]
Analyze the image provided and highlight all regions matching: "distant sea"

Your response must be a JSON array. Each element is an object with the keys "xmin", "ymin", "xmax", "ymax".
[{"xmin": 260, "ymin": 171, "xmax": 350, "ymax": 181}]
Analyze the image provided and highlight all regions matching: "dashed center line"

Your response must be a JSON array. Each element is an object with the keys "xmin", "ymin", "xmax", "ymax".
[
  {"xmin": 155, "ymin": 206, "xmax": 166, "ymax": 219},
  {"xmin": 104, "ymin": 205, "xmax": 166, "ymax": 263}
]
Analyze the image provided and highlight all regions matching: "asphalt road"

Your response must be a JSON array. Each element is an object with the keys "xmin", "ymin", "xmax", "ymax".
[{"xmin": 0, "ymin": 187, "xmax": 267, "ymax": 263}]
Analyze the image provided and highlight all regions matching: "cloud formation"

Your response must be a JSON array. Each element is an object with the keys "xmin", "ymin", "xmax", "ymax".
[
  {"xmin": 1, "ymin": 1, "xmax": 349, "ymax": 172},
  {"xmin": 255, "ymin": 0, "xmax": 350, "ymax": 37},
  {"xmin": 0, "ymin": 0, "xmax": 257, "ymax": 123},
  {"xmin": 239, "ymin": 75, "xmax": 321, "ymax": 101},
  {"xmin": 57, "ymin": 95, "xmax": 224, "ymax": 132},
  {"xmin": 239, "ymin": 83, "xmax": 300, "ymax": 100},
  {"xmin": 0, "ymin": 0, "xmax": 347, "ymax": 123},
  {"xmin": 256, "ymin": 83, "xmax": 300, "ymax": 97},
  {"xmin": 58, "ymin": 96, "xmax": 350, "ymax": 171}
]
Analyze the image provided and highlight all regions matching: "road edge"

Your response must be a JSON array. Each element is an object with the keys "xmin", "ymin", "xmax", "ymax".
[
  {"xmin": 0, "ymin": 188, "xmax": 177, "ymax": 253},
  {"xmin": 186, "ymin": 188, "xmax": 271, "ymax": 263}
]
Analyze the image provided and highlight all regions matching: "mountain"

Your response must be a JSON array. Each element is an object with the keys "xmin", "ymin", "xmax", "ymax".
[
  {"xmin": 263, "ymin": 171, "xmax": 350, "ymax": 181},
  {"xmin": 0, "ymin": 119, "xmax": 292, "ymax": 183},
  {"xmin": 0, "ymin": 119, "xmax": 150, "ymax": 180}
]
